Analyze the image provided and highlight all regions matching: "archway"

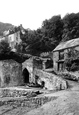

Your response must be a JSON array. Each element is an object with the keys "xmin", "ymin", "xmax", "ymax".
[{"xmin": 22, "ymin": 68, "xmax": 29, "ymax": 83}]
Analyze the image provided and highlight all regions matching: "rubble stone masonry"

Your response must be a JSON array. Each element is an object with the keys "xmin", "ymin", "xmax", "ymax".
[
  {"xmin": 34, "ymin": 68, "xmax": 68, "ymax": 90},
  {"xmin": 0, "ymin": 60, "xmax": 23, "ymax": 87}
]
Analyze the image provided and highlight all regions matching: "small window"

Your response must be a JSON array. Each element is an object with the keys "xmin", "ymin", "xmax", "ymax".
[{"xmin": 59, "ymin": 50, "xmax": 64, "ymax": 60}]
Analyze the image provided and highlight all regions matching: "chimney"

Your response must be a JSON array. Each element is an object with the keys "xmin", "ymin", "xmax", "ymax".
[{"xmin": 20, "ymin": 24, "xmax": 25, "ymax": 34}]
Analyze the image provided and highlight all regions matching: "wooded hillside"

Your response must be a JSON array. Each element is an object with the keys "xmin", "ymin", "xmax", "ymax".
[
  {"xmin": 20, "ymin": 12, "xmax": 79, "ymax": 55},
  {"xmin": 1, "ymin": 13, "xmax": 79, "ymax": 55},
  {"xmin": 0, "ymin": 22, "xmax": 14, "ymax": 36}
]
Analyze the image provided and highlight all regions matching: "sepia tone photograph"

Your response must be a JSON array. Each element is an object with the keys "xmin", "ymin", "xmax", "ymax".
[{"xmin": 0, "ymin": 0, "xmax": 79, "ymax": 115}]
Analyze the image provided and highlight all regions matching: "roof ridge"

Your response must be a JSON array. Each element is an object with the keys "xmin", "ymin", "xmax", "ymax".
[{"xmin": 53, "ymin": 38, "xmax": 79, "ymax": 51}]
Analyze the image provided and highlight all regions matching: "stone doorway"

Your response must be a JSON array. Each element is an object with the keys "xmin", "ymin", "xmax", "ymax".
[
  {"xmin": 22, "ymin": 68, "xmax": 29, "ymax": 83},
  {"xmin": 58, "ymin": 62, "xmax": 64, "ymax": 71}
]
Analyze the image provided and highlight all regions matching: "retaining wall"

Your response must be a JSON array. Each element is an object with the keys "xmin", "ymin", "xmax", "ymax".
[{"xmin": 34, "ymin": 68, "xmax": 68, "ymax": 90}]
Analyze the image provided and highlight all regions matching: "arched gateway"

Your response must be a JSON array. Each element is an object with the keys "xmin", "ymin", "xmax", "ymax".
[
  {"xmin": 22, "ymin": 68, "xmax": 29, "ymax": 83},
  {"xmin": 22, "ymin": 58, "xmax": 35, "ymax": 84}
]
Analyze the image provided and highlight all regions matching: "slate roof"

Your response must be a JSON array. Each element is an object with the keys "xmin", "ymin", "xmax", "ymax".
[{"xmin": 53, "ymin": 38, "xmax": 79, "ymax": 51}]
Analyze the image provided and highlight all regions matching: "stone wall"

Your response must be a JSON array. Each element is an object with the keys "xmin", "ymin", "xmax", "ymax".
[
  {"xmin": 33, "ymin": 59, "xmax": 43, "ymax": 69},
  {"xmin": 34, "ymin": 68, "xmax": 68, "ymax": 90},
  {"xmin": 0, "ymin": 60, "xmax": 23, "ymax": 87},
  {"xmin": 53, "ymin": 51, "xmax": 59, "ymax": 71},
  {"xmin": 53, "ymin": 46, "xmax": 79, "ymax": 72}
]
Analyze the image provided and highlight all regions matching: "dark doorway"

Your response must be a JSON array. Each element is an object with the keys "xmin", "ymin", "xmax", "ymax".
[
  {"xmin": 41, "ymin": 81, "xmax": 45, "ymax": 88},
  {"xmin": 35, "ymin": 75, "xmax": 39, "ymax": 85},
  {"xmin": 22, "ymin": 68, "xmax": 29, "ymax": 83},
  {"xmin": 58, "ymin": 62, "xmax": 64, "ymax": 71}
]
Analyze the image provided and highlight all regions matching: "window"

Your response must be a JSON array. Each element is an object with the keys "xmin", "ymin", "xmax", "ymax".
[{"xmin": 59, "ymin": 50, "xmax": 64, "ymax": 60}]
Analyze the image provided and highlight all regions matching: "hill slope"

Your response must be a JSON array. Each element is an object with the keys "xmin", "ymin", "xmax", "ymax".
[{"xmin": 0, "ymin": 22, "xmax": 14, "ymax": 36}]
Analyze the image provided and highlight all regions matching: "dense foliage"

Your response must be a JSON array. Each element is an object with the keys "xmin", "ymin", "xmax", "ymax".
[
  {"xmin": 62, "ymin": 13, "xmax": 79, "ymax": 41},
  {"xmin": 1, "ymin": 12, "xmax": 79, "ymax": 55},
  {"xmin": 19, "ymin": 12, "xmax": 79, "ymax": 55},
  {"xmin": 0, "ymin": 22, "xmax": 14, "ymax": 36},
  {"xmin": 0, "ymin": 41, "xmax": 31, "ymax": 63},
  {"xmin": 64, "ymin": 49, "xmax": 79, "ymax": 71},
  {"xmin": 0, "ymin": 41, "xmax": 11, "ymax": 54}
]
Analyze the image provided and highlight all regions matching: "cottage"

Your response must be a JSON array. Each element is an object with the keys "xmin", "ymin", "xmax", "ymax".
[
  {"xmin": 1, "ymin": 24, "xmax": 25, "ymax": 52},
  {"xmin": 53, "ymin": 38, "xmax": 79, "ymax": 71},
  {"xmin": 7, "ymin": 31, "xmax": 21, "ymax": 51},
  {"xmin": 0, "ymin": 31, "xmax": 21, "ymax": 52}
]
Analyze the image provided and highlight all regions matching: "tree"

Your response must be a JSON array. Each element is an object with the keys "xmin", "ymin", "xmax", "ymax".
[
  {"xmin": 19, "ymin": 12, "xmax": 79, "ymax": 55},
  {"xmin": 0, "ymin": 40, "xmax": 11, "ymax": 54},
  {"xmin": 42, "ymin": 15, "xmax": 63, "ymax": 50},
  {"xmin": 64, "ymin": 49, "xmax": 79, "ymax": 71},
  {"xmin": 62, "ymin": 13, "xmax": 79, "ymax": 41}
]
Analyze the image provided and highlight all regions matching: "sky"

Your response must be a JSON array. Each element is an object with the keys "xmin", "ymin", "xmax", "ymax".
[{"xmin": 0, "ymin": 0, "xmax": 79, "ymax": 30}]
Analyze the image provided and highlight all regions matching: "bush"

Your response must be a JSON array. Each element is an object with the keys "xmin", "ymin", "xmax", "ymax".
[
  {"xmin": 64, "ymin": 58, "xmax": 72, "ymax": 71},
  {"xmin": 0, "ymin": 40, "xmax": 11, "ymax": 54},
  {"xmin": 64, "ymin": 49, "xmax": 79, "ymax": 72}
]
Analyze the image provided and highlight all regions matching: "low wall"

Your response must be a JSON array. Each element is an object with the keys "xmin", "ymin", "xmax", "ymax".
[
  {"xmin": 0, "ymin": 96, "xmax": 56, "ymax": 113},
  {"xmin": 34, "ymin": 68, "xmax": 68, "ymax": 90},
  {"xmin": 0, "ymin": 88, "xmax": 57, "ymax": 114}
]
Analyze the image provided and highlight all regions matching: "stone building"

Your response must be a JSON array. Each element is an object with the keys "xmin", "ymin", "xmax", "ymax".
[
  {"xmin": 22, "ymin": 57, "xmax": 43, "ymax": 85},
  {"xmin": 53, "ymin": 38, "xmax": 79, "ymax": 72},
  {"xmin": 22, "ymin": 56, "xmax": 53, "ymax": 85},
  {"xmin": 7, "ymin": 31, "xmax": 21, "ymax": 51},
  {"xmin": 1, "ymin": 24, "xmax": 25, "ymax": 52},
  {"xmin": 0, "ymin": 59, "xmax": 23, "ymax": 87},
  {"xmin": 0, "ymin": 31, "xmax": 21, "ymax": 52},
  {"xmin": 22, "ymin": 57, "xmax": 34, "ymax": 84}
]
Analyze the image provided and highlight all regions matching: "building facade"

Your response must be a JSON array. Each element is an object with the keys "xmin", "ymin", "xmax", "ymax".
[
  {"xmin": 1, "ymin": 24, "xmax": 25, "ymax": 52},
  {"xmin": 7, "ymin": 31, "xmax": 21, "ymax": 51},
  {"xmin": 53, "ymin": 38, "xmax": 79, "ymax": 72}
]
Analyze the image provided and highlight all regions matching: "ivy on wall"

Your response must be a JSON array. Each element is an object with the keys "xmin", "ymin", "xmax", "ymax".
[{"xmin": 64, "ymin": 49, "xmax": 79, "ymax": 71}]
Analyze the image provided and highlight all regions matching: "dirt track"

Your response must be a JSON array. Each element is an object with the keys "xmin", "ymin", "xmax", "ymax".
[
  {"xmin": 0, "ymin": 80, "xmax": 79, "ymax": 115},
  {"xmin": 25, "ymin": 80, "xmax": 79, "ymax": 115}
]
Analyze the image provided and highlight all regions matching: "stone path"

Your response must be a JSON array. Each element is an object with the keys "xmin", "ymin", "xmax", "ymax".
[
  {"xmin": 25, "ymin": 80, "xmax": 79, "ymax": 115},
  {"xmin": 0, "ymin": 80, "xmax": 79, "ymax": 115}
]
